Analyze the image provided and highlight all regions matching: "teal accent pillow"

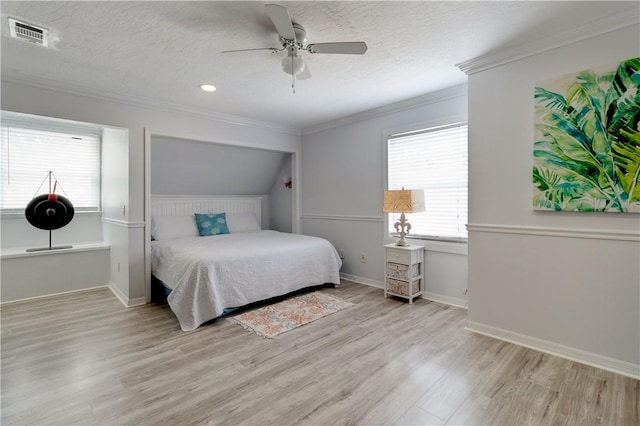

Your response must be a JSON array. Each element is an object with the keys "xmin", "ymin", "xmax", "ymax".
[{"xmin": 194, "ymin": 213, "xmax": 230, "ymax": 236}]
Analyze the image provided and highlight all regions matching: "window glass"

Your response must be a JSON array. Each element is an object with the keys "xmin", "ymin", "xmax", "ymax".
[
  {"xmin": 387, "ymin": 123, "xmax": 468, "ymax": 241},
  {"xmin": 1, "ymin": 124, "xmax": 101, "ymax": 212}
]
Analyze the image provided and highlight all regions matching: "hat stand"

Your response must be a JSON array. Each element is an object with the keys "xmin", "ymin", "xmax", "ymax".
[{"xmin": 25, "ymin": 171, "xmax": 75, "ymax": 252}]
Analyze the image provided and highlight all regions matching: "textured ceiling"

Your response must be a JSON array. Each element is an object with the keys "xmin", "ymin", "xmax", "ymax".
[{"xmin": 1, "ymin": 1, "xmax": 638, "ymax": 131}]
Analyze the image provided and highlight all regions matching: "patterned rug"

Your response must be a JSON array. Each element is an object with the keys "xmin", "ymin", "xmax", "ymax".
[{"xmin": 227, "ymin": 292, "xmax": 354, "ymax": 338}]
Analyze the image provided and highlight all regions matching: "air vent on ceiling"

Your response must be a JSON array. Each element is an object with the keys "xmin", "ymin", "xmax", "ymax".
[{"xmin": 8, "ymin": 17, "xmax": 49, "ymax": 47}]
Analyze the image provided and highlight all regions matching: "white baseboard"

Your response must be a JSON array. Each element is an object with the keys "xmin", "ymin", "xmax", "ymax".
[
  {"xmin": 0, "ymin": 285, "xmax": 108, "ymax": 305},
  {"xmin": 466, "ymin": 321, "xmax": 640, "ymax": 380},
  {"xmin": 423, "ymin": 291, "xmax": 468, "ymax": 309},
  {"xmin": 339, "ymin": 273, "xmax": 384, "ymax": 289},
  {"xmin": 339, "ymin": 273, "xmax": 468, "ymax": 310},
  {"xmin": 108, "ymin": 283, "xmax": 147, "ymax": 307}
]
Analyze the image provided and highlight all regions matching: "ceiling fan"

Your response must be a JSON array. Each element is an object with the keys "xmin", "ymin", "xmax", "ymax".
[{"xmin": 222, "ymin": 4, "xmax": 368, "ymax": 92}]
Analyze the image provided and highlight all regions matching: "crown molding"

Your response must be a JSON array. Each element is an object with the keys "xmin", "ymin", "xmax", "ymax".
[
  {"xmin": 302, "ymin": 83, "xmax": 468, "ymax": 135},
  {"xmin": 1, "ymin": 76, "xmax": 302, "ymax": 136},
  {"xmin": 3, "ymin": 76, "xmax": 468, "ymax": 138},
  {"xmin": 457, "ymin": 10, "xmax": 639, "ymax": 75}
]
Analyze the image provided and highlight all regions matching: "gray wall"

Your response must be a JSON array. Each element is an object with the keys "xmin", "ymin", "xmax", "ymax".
[
  {"xmin": 301, "ymin": 86, "xmax": 468, "ymax": 306},
  {"xmin": 466, "ymin": 24, "xmax": 639, "ymax": 374}
]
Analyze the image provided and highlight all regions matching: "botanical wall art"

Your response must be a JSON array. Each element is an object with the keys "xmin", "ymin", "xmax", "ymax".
[{"xmin": 533, "ymin": 57, "xmax": 640, "ymax": 213}]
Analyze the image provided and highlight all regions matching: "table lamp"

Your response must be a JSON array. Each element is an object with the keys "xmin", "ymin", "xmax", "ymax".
[{"xmin": 383, "ymin": 188, "xmax": 425, "ymax": 246}]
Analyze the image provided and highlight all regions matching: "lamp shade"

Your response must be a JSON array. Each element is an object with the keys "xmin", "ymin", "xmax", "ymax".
[{"xmin": 383, "ymin": 189, "xmax": 425, "ymax": 213}]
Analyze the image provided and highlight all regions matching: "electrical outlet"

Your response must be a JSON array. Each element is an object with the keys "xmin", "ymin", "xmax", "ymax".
[
  {"xmin": 360, "ymin": 253, "xmax": 366, "ymax": 263},
  {"xmin": 339, "ymin": 249, "xmax": 345, "ymax": 259}
]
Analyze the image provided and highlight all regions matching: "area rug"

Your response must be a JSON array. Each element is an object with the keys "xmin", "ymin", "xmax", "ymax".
[{"xmin": 227, "ymin": 292, "xmax": 354, "ymax": 338}]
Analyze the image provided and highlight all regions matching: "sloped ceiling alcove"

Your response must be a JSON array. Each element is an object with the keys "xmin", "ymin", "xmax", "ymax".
[{"xmin": 151, "ymin": 136, "xmax": 289, "ymax": 196}]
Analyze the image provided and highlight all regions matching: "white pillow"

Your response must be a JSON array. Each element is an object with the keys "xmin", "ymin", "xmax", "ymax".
[
  {"xmin": 151, "ymin": 216, "xmax": 199, "ymax": 240},
  {"xmin": 226, "ymin": 212, "xmax": 261, "ymax": 232}
]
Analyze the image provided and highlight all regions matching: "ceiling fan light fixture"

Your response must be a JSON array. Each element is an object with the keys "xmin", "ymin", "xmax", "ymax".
[
  {"xmin": 281, "ymin": 55, "xmax": 305, "ymax": 75},
  {"xmin": 222, "ymin": 4, "xmax": 367, "ymax": 86}
]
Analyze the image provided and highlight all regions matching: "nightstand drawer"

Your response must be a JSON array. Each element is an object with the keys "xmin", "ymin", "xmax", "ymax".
[
  {"xmin": 387, "ymin": 278, "xmax": 421, "ymax": 297},
  {"xmin": 386, "ymin": 249, "xmax": 411, "ymax": 264},
  {"xmin": 386, "ymin": 262, "xmax": 420, "ymax": 280},
  {"xmin": 386, "ymin": 248, "xmax": 422, "ymax": 264}
]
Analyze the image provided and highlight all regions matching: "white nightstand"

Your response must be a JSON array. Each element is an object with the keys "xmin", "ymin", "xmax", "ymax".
[{"xmin": 384, "ymin": 243, "xmax": 424, "ymax": 304}]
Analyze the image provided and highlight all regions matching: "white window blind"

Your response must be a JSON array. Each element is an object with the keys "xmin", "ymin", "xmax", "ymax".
[
  {"xmin": 387, "ymin": 123, "xmax": 468, "ymax": 241},
  {"xmin": 1, "ymin": 124, "xmax": 101, "ymax": 212}
]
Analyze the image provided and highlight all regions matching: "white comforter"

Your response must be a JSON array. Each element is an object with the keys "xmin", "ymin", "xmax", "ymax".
[{"xmin": 151, "ymin": 230, "xmax": 342, "ymax": 331}]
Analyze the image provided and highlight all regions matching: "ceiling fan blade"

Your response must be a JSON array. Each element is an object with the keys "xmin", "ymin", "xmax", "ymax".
[
  {"xmin": 222, "ymin": 47, "xmax": 281, "ymax": 53},
  {"xmin": 265, "ymin": 4, "xmax": 296, "ymax": 41},
  {"xmin": 307, "ymin": 42, "xmax": 368, "ymax": 55},
  {"xmin": 297, "ymin": 64, "xmax": 312, "ymax": 80}
]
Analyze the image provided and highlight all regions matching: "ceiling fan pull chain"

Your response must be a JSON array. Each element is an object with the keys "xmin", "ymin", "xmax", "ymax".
[{"xmin": 291, "ymin": 55, "xmax": 296, "ymax": 93}]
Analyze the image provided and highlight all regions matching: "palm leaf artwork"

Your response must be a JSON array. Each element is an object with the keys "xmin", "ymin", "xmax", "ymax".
[{"xmin": 533, "ymin": 57, "xmax": 640, "ymax": 212}]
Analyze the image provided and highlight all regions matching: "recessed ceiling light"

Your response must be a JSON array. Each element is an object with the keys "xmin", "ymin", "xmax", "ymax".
[{"xmin": 200, "ymin": 84, "xmax": 217, "ymax": 92}]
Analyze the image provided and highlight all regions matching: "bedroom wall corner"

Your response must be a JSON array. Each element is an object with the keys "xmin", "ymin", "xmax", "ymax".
[
  {"xmin": 101, "ymin": 126, "xmax": 133, "ymax": 304},
  {"xmin": 300, "ymin": 85, "xmax": 468, "ymax": 306},
  {"xmin": 269, "ymin": 154, "xmax": 293, "ymax": 232}
]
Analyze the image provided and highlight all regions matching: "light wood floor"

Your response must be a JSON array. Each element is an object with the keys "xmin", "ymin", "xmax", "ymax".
[{"xmin": 1, "ymin": 280, "xmax": 638, "ymax": 425}]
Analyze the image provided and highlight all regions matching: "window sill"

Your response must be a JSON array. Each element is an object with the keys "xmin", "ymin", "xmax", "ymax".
[
  {"xmin": 1, "ymin": 242, "xmax": 109, "ymax": 259},
  {"xmin": 421, "ymin": 239, "xmax": 467, "ymax": 255},
  {"xmin": 384, "ymin": 237, "xmax": 468, "ymax": 255}
]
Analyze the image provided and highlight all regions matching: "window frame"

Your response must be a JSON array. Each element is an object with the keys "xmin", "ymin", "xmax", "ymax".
[
  {"xmin": 0, "ymin": 111, "xmax": 103, "ymax": 215},
  {"xmin": 382, "ymin": 116, "xmax": 468, "ymax": 253}
]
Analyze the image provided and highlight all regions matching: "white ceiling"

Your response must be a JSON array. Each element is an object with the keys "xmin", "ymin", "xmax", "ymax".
[{"xmin": 1, "ymin": 1, "xmax": 637, "ymax": 132}]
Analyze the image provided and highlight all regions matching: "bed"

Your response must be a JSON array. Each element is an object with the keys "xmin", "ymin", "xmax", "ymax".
[{"xmin": 149, "ymin": 196, "xmax": 342, "ymax": 331}]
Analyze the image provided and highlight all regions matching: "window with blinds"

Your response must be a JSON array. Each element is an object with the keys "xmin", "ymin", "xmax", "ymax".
[
  {"xmin": 0, "ymin": 124, "xmax": 101, "ymax": 213},
  {"xmin": 387, "ymin": 123, "xmax": 468, "ymax": 241}
]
